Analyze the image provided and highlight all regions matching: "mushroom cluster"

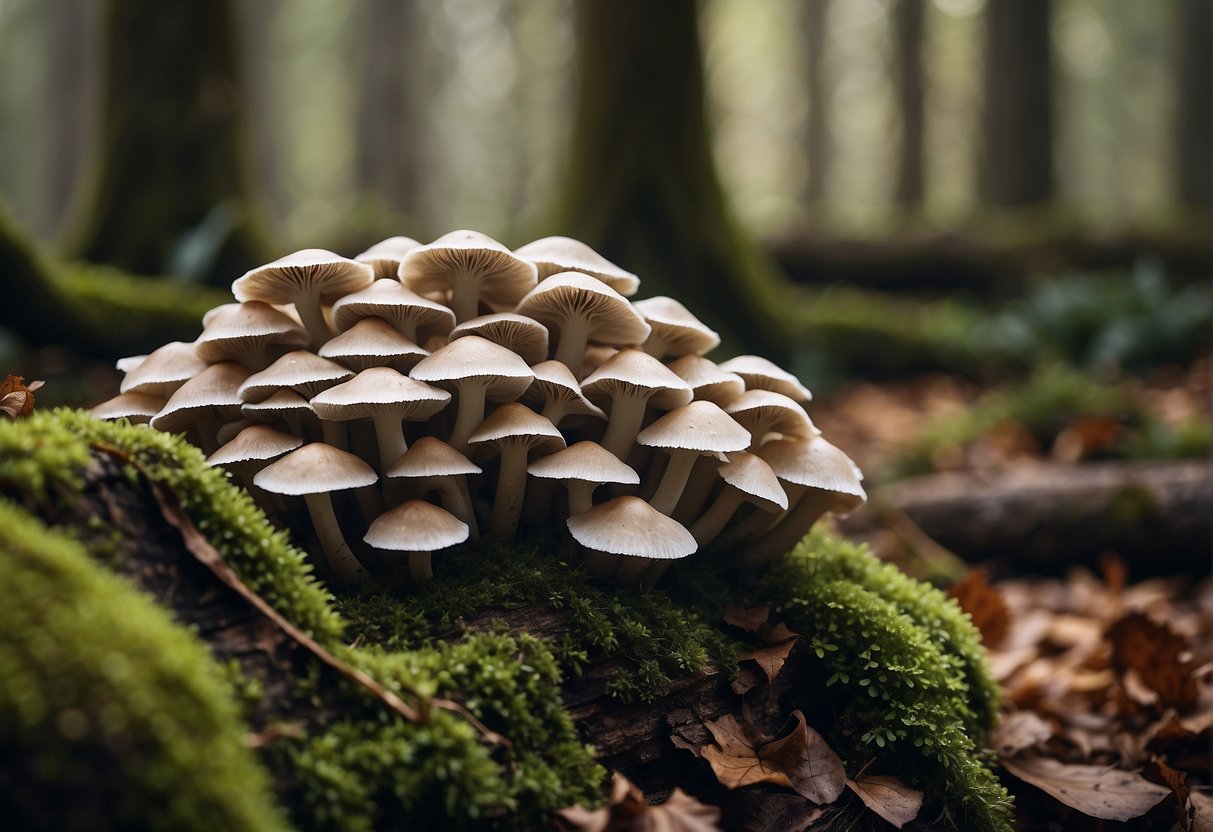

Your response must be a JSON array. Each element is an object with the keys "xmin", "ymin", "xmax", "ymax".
[{"xmin": 95, "ymin": 231, "xmax": 864, "ymax": 586}]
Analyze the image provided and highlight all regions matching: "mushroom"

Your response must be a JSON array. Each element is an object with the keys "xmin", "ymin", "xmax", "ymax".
[
  {"xmin": 409, "ymin": 335, "xmax": 534, "ymax": 454},
  {"xmin": 363, "ymin": 500, "xmax": 468, "ymax": 583},
  {"xmin": 331, "ymin": 278, "xmax": 455, "ymax": 343},
  {"xmin": 241, "ymin": 388, "xmax": 320, "ymax": 439},
  {"xmin": 206, "ymin": 424, "xmax": 303, "ymax": 511},
  {"xmin": 120, "ymin": 341, "xmax": 207, "ymax": 398},
  {"xmin": 318, "ymin": 316, "xmax": 429, "ymax": 373},
  {"xmin": 399, "ymin": 229, "xmax": 537, "ymax": 323},
  {"xmin": 527, "ymin": 440, "xmax": 638, "ymax": 518},
  {"xmin": 513, "ymin": 236, "xmax": 639, "ymax": 296},
  {"xmin": 254, "ymin": 443, "xmax": 378, "ymax": 584},
  {"xmin": 514, "ymin": 272, "xmax": 650, "ymax": 377},
  {"xmin": 232, "ymin": 249, "xmax": 373, "ymax": 349},
  {"xmin": 632, "ymin": 296, "xmax": 720, "ymax": 359},
  {"xmin": 725, "ymin": 389, "xmax": 820, "ymax": 451},
  {"xmin": 194, "ymin": 301, "xmax": 309, "ymax": 370},
  {"xmin": 354, "ymin": 236, "xmax": 423, "ymax": 278},
  {"xmin": 580, "ymin": 349, "xmax": 692, "ymax": 460},
  {"xmin": 666, "ymin": 355, "xmax": 746, "ymax": 405},
  {"xmin": 91, "ymin": 391, "xmax": 165, "ymax": 424},
  {"xmin": 566, "ymin": 496, "xmax": 696, "ymax": 582},
  {"xmin": 115, "ymin": 354, "xmax": 148, "ymax": 374},
  {"xmin": 688, "ymin": 452, "xmax": 787, "ymax": 546},
  {"xmin": 385, "ymin": 437, "xmax": 481, "ymax": 537},
  {"xmin": 149, "ymin": 361, "xmax": 249, "ymax": 453},
  {"xmin": 520, "ymin": 360, "xmax": 606, "ymax": 427},
  {"xmin": 449, "ymin": 313, "xmax": 550, "ymax": 366},
  {"xmin": 467, "ymin": 403, "xmax": 564, "ymax": 539},
  {"xmin": 717, "ymin": 355, "xmax": 813, "ymax": 402},
  {"xmin": 635, "ymin": 401, "xmax": 751, "ymax": 515},
  {"xmin": 238, "ymin": 350, "xmax": 355, "ymax": 403},
  {"xmin": 309, "ymin": 367, "xmax": 450, "ymax": 470},
  {"xmin": 215, "ymin": 417, "xmax": 257, "ymax": 446}
]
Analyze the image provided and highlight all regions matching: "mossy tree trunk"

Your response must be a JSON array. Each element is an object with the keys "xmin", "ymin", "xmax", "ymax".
[
  {"xmin": 69, "ymin": 0, "xmax": 269, "ymax": 285},
  {"xmin": 552, "ymin": 0, "xmax": 793, "ymax": 360}
]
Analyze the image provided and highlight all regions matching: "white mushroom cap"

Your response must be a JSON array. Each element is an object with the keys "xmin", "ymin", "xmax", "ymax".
[
  {"xmin": 725, "ymin": 389, "xmax": 820, "ymax": 449},
  {"xmin": 254, "ymin": 442, "xmax": 378, "ymax": 496},
  {"xmin": 364, "ymin": 500, "xmax": 469, "ymax": 553},
  {"xmin": 581, "ymin": 349, "xmax": 693, "ymax": 459},
  {"xmin": 115, "ymin": 354, "xmax": 148, "ymax": 374},
  {"xmin": 633, "ymin": 296, "xmax": 720, "ymax": 359},
  {"xmin": 567, "ymin": 496, "xmax": 696, "ymax": 560},
  {"xmin": 238, "ymin": 350, "xmax": 355, "ymax": 403},
  {"xmin": 666, "ymin": 355, "xmax": 746, "ymax": 405},
  {"xmin": 241, "ymin": 388, "xmax": 319, "ymax": 435},
  {"xmin": 527, "ymin": 440, "xmax": 639, "ymax": 486},
  {"xmin": 120, "ymin": 341, "xmax": 207, "ymax": 397},
  {"xmin": 521, "ymin": 360, "xmax": 606, "ymax": 426},
  {"xmin": 756, "ymin": 437, "xmax": 865, "ymax": 498},
  {"xmin": 400, "ymin": 229, "xmax": 537, "ymax": 323},
  {"xmin": 468, "ymin": 403, "xmax": 564, "ymax": 538},
  {"xmin": 449, "ymin": 313, "xmax": 549, "ymax": 366},
  {"xmin": 331, "ymin": 278, "xmax": 455, "ymax": 343},
  {"xmin": 512, "ymin": 236, "xmax": 640, "ymax": 296},
  {"xmin": 194, "ymin": 300, "xmax": 309, "ymax": 369},
  {"xmin": 91, "ymin": 391, "xmax": 165, "ymax": 423},
  {"xmin": 150, "ymin": 361, "xmax": 249, "ymax": 451},
  {"xmin": 716, "ymin": 452, "xmax": 789, "ymax": 512},
  {"xmin": 386, "ymin": 437, "xmax": 481, "ymax": 479},
  {"xmin": 635, "ymin": 401, "xmax": 751, "ymax": 456},
  {"xmin": 354, "ymin": 236, "xmax": 423, "ymax": 278},
  {"xmin": 207, "ymin": 424, "xmax": 303, "ymax": 467},
  {"xmin": 319, "ymin": 316, "xmax": 429, "ymax": 373},
  {"xmin": 717, "ymin": 355, "xmax": 813, "ymax": 402}
]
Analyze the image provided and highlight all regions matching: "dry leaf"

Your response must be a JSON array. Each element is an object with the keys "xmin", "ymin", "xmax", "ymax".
[
  {"xmin": 1000, "ymin": 753, "xmax": 1170, "ymax": 821},
  {"xmin": 737, "ymin": 623, "xmax": 800, "ymax": 687},
  {"xmin": 990, "ymin": 711, "xmax": 1053, "ymax": 758},
  {"xmin": 948, "ymin": 568, "xmax": 1009, "ymax": 648},
  {"xmin": 0, "ymin": 375, "xmax": 43, "ymax": 419},
  {"xmin": 1108, "ymin": 612, "xmax": 1200, "ymax": 711},
  {"xmin": 557, "ymin": 774, "xmax": 721, "ymax": 832},
  {"xmin": 846, "ymin": 774, "xmax": 924, "ymax": 829},
  {"xmin": 724, "ymin": 605, "xmax": 770, "ymax": 633},
  {"xmin": 700, "ymin": 711, "xmax": 845, "ymax": 805}
]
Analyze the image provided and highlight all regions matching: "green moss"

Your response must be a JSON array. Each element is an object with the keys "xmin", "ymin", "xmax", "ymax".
[{"xmin": 0, "ymin": 498, "xmax": 290, "ymax": 832}]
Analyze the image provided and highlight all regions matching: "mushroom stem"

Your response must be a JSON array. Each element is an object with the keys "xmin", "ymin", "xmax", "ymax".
[
  {"xmin": 744, "ymin": 489, "xmax": 832, "ymax": 566},
  {"xmin": 581, "ymin": 549, "xmax": 617, "ymax": 577},
  {"xmin": 302, "ymin": 492, "xmax": 367, "ymax": 584},
  {"xmin": 673, "ymin": 456, "xmax": 721, "ymax": 524},
  {"xmin": 688, "ymin": 488, "xmax": 746, "ymax": 546},
  {"xmin": 598, "ymin": 394, "xmax": 647, "ymax": 460},
  {"xmin": 433, "ymin": 478, "xmax": 478, "ymax": 539},
  {"xmin": 553, "ymin": 316, "xmax": 591, "ymax": 378},
  {"xmin": 488, "ymin": 448, "xmax": 529, "ymax": 539},
  {"xmin": 295, "ymin": 295, "xmax": 332, "ymax": 350},
  {"xmin": 409, "ymin": 551, "xmax": 434, "ymax": 583},
  {"xmin": 448, "ymin": 383, "xmax": 488, "ymax": 453},
  {"xmin": 371, "ymin": 412, "xmax": 408, "ymax": 471},
  {"xmin": 451, "ymin": 269, "xmax": 481, "ymax": 323},
  {"xmin": 565, "ymin": 481, "xmax": 595, "ymax": 517},
  {"xmin": 718, "ymin": 483, "xmax": 800, "ymax": 548},
  {"xmin": 649, "ymin": 450, "xmax": 698, "ymax": 515}
]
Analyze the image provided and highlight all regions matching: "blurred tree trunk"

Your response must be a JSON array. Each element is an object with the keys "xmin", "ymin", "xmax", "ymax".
[
  {"xmin": 70, "ymin": 0, "xmax": 269, "ymax": 285},
  {"xmin": 238, "ymin": 0, "xmax": 286, "ymax": 221},
  {"xmin": 44, "ymin": 0, "xmax": 97, "ymax": 236},
  {"xmin": 803, "ymin": 0, "xmax": 831, "ymax": 205},
  {"xmin": 892, "ymin": 0, "xmax": 925, "ymax": 207},
  {"xmin": 355, "ymin": 0, "xmax": 422, "ymax": 218},
  {"xmin": 554, "ymin": 0, "xmax": 791, "ymax": 360},
  {"xmin": 978, "ymin": 0, "xmax": 1054, "ymax": 207},
  {"xmin": 1176, "ymin": 0, "xmax": 1211, "ymax": 208}
]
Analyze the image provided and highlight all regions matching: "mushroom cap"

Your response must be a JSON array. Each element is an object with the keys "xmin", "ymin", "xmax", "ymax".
[
  {"xmin": 521, "ymin": 360, "xmax": 606, "ymax": 421},
  {"xmin": 399, "ymin": 229, "xmax": 537, "ymax": 309},
  {"xmin": 580, "ymin": 349, "xmax": 692, "ymax": 411},
  {"xmin": 238, "ymin": 350, "xmax": 355, "ymax": 402},
  {"xmin": 725, "ymin": 389, "xmax": 819, "ymax": 444},
  {"xmin": 207, "ymin": 424, "xmax": 303, "ymax": 466},
  {"xmin": 449, "ymin": 313, "xmax": 549, "ymax": 366},
  {"xmin": 354, "ymin": 236, "xmax": 423, "ymax": 278},
  {"xmin": 512, "ymin": 236, "xmax": 640, "ymax": 296},
  {"xmin": 633, "ymin": 296, "xmax": 720, "ymax": 358},
  {"xmin": 386, "ymin": 436, "xmax": 481, "ymax": 479},
  {"xmin": 310, "ymin": 367, "xmax": 450, "ymax": 422},
  {"xmin": 715, "ymin": 452, "xmax": 788, "ymax": 513},
  {"xmin": 150, "ymin": 361, "xmax": 248, "ymax": 433},
  {"xmin": 364, "ymin": 500, "xmax": 468, "ymax": 553},
  {"xmin": 467, "ymin": 402, "xmax": 565, "ymax": 456},
  {"xmin": 666, "ymin": 355, "xmax": 746, "ymax": 405},
  {"xmin": 635, "ymin": 400, "xmax": 751, "ymax": 456},
  {"xmin": 756, "ymin": 437, "xmax": 866, "ymax": 500},
  {"xmin": 241, "ymin": 388, "xmax": 318, "ymax": 427},
  {"xmin": 514, "ymin": 272, "xmax": 650, "ymax": 349},
  {"xmin": 91, "ymin": 391, "xmax": 165, "ymax": 423},
  {"xmin": 409, "ymin": 336, "xmax": 534, "ymax": 401},
  {"xmin": 194, "ymin": 301, "xmax": 309, "ymax": 366},
  {"xmin": 254, "ymin": 442, "xmax": 378, "ymax": 495},
  {"xmin": 567, "ymin": 496, "xmax": 697, "ymax": 560},
  {"xmin": 527, "ymin": 440, "xmax": 638, "ymax": 485},
  {"xmin": 120, "ymin": 341, "xmax": 207, "ymax": 396},
  {"xmin": 717, "ymin": 355, "xmax": 813, "ymax": 402},
  {"xmin": 115, "ymin": 354, "xmax": 148, "ymax": 374},
  {"xmin": 331, "ymin": 278, "xmax": 455, "ymax": 337},
  {"xmin": 233, "ymin": 249, "xmax": 373, "ymax": 306},
  {"xmin": 318, "ymin": 316, "xmax": 429, "ymax": 372}
]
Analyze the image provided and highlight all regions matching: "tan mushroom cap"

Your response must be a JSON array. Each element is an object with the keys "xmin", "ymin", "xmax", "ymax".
[
  {"xmin": 521, "ymin": 360, "xmax": 606, "ymax": 424},
  {"xmin": 354, "ymin": 236, "xmax": 423, "ymax": 278},
  {"xmin": 512, "ymin": 235, "xmax": 640, "ymax": 296},
  {"xmin": 633, "ymin": 296, "xmax": 721, "ymax": 358},
  {"xmin": 207, "ymin": 424, "xmax": 302, "ymax": 467},
  {"xmin": 567, "ymin": 496, "xmax": 697, "ymax": 560},
  {"xmin": 120, "ymin": 341, "xmax": 207, "ymax": 397},
  {"xmin": 115, "ymin": 354, "xmax": 148, "ymax": 374},
  {"xmin": 717, "ymin": 355, "xmax": 813, "ymax": 402},
  {"xmin": 241, "ymin": 388, "xmax": 319, "ymax": 433},
  {"xmin": 581, "ymin": 349, "xmax": 693, "ymax": 411},
  {"xmin": 666, "ymin": 355, "xmax": 746, "ymax": 405},
  {"xmin": 238, "ymin": 350, "xmax": 355, "ymax": 402},
  {"xmin": 725, "ymin": 389, "xmax": 819, "ymax": 447},
  {"xmin": 467, "ymin": 402, "xmax": 564, "ymax": 455},
  {"xmin": 527, "ymin": 440, "xmax": 639, "ymax": 485},
  {"xmin": 319, "ymin": 316, "xmax": 429, "ymax": 373},
  {"xmin": 636, "ymin": 400, "xmax": 751, "ymax": 455},
  {"xmin": 386, "ymin": 436, "xmax": 481, "ymax": 479},
  {"xmin": 449, "ymin": 313, "xmax": 549, "ymax": 366},
  {"xmin": 150, "ymin": 361, "xmax": 248, "ymax": 435},
  {"xmin": 91, "ymin": 391, "xmax": 165, "ymax": 423},
  {"xmin": 194, "ymin": 301, "xmax": 309, "ymax": 368},
  {"xmin": 409, "ymin": 335, "xmax": 534, "ymax": 398},
  {"xmin": 756, "ymin": 437, "xmax": 865, "ymax": 498},
  {"xmin": 254, "ymin": 442, "xmax": 378, "ymax": 496},
  {"xmin": 364, "ymin": 500, "xmax": 469, "ymax": 552},
  {"xmin": 400, "ymin": 229, "xmax": 537, "ymax": 323},
  {"xmin": 716, "ymin": 452, "xmax": 789, "ymax": 513},
  {"xmin": 331, "ymin": 278, "xmax": 455, "ymax": 342},
  {"xmin": 310, "ymin": 367, "xmax": 450, "ymax": 421}
]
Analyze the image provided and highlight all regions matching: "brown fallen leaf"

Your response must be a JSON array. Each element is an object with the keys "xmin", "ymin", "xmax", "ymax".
[
  {"xmin": 948, "ymin": 568, "xmax": 1010, "ymax": 648},
  {"xmin": 1000, "ymin": 753, "xmax": 1170, "ymax": 821},
  {"xmin": 990, "ymin": 711, "xmax": 1053, "ymax": 758},
  {"xmin": 736, "ymin": 622, "xmax": 800, "ymax": 688},
  {"xmin": 0, "ymin": 375, "xmax": 44, "ymax": 419},
  {"xmin": 701, "ymin": 711, "xmax": 845, "ymax": 805},
  {"xmin": 557, "ymin": 773, "xmax": 721, "ymax": 832},
  {"xmin": 724, "ymin": 605, "xmax": 770, "ymax": 633},
  {"xmin": 846, "ymin": 774, "xmax": 924, "ymax": 829},
  {"xmin": 1108, "ymin": 612, "xmax": 1200, "ymax": 711}
]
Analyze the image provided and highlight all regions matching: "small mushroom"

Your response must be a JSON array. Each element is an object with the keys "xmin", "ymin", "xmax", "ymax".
[
  {"xmin": 717, "ymin": 355, "xmax": 813, "ymax": 402},
  {"xmin": 633, "ymin": 296, "xmax": 720, "ymax": 359},
  {"xmin": 635, "ymin": 401, "xmax": 751, "ymax": 515},
  {"xmin": 91, "ymin": 391, "xmax": 165, "ymax": 424},
  {"xmin": 449, "ymin": 313, "xmax": 550, "ymax": 366},
  {"xmin": 194, "ymin": 300, "xmax": 309, "ymax": 370},
  {"xmin": 580, "ymin": 349, "xmax": 692, "ymax": 460},
  {"xmin": 725, "ymin": 389, "xmax": 820, "ymax": 451},
  {"xmin": 319, "ymin": 317, "xmax": 429, "ymax": 373},
  {"xmin": 566, "ymin": 496, "xmax": 696, "ymax": 582},
  {"xmin": 150, "ymin": 361, "xmax": 249, "ymax": 453},
  {"xmin": 254, "ymin": 443, "xmax": 378, "ymax": 584},
  {"xmin": 527, "ymin": 440, "xmax": 638, "ymax": 518},
  {"xmin": 385, "ymin": 437, "xmax": 481, "ymax": 537},
  {"xmin": 467, "ymin": 402, "xmax": 564, "ymax": 539},
  {"xmin": 354, "ymin": 236, "xmax": 423, "ymax": 278},
  {"xmin": 241, "ymin": 388, "xmax": 320, "ymax": 438},
  {"xmin": 400, "ymin": 229, "xmax": 537, "ymax": 323},
  {"xmin": 238, "ymin": 350, "xmax": 355, "ymax": 403},
  {"xmin": 363, "ymin": 500, "xmax": 468, "ymax": 583},
  {"xmin": 331, "ymin": 278, "xmax": 455, "ymax": 343},
  {"xmin": 207, "ymin": 424, "xmax": 303, "ymax": 511},
  {"xmin": 666, "ymin": 355, "xmax": 746, "ymax": 405},
  {"xmin": 688, "ymin": 452, "xmax": 787, "ymax": 546},
  {"xmin": 120, "ymin": 341, "xmax": 207, "ymax": 398},
  {"xmin": 115, "ymin": 354, "xmax": 148, "ymax": 374},
  {"xmin": 233, "ymin": 249, "xmax": 374, "ymax": 349},
  {"xmin": 513, "ymin": 236, "xmax": 639, "ymax": 296},
  {"xmin": 520, "ymin": 360, "xmax": 606, "ymax": 427}
]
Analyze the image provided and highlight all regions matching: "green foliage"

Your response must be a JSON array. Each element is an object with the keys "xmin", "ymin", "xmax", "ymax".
[{"xmin": 0, "ymin": 498, "xmax": 290, "ymax": 832}]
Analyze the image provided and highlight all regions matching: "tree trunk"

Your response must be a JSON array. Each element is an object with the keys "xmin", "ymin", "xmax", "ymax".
[
  {"xmin": 892, "ymin": 0, "xmax": 926, "ymax": 207},
  {"xmin": 69, "ymin": 0, "xmax": 269, "ymax": 285},
  {"xmin": 1176, "ymin": 0, "xmax": 1211, "ymax": 208},
  {"xmin": 978, "ymin": 0, "xmax": 1054, "ymax": 207},
  {"xmin": 803, "ymin": 0, "xmax": 831, "ymax": 206},
  {"xmin": 44, "ymin": 0, "xmax": 98, "ymax": 236},
  {"xmin": 553, "ymin": 0, "xmax": 792, "ymax": 361}
]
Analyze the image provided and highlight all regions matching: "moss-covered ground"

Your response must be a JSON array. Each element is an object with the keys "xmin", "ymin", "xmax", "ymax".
[{"xmin": 0, "ymin": 409, "xmax": 1012, "ymax": 830}]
